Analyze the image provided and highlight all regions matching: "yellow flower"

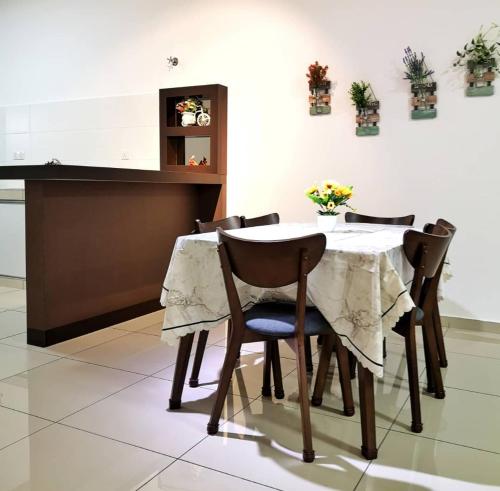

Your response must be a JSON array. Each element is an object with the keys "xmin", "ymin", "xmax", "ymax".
[
  {"xmin": 341, "ymin": 186, "xmax": 353, "ymax": 198},
  {"xmin": 327, "ymin": 201, "xmax": 336, "ymax": 210},
  {"xmin": 322, "ymin": 186, "xmax": 332, "ymax": 195},
  {"xmin": 334, "ymin": 188, "xmax": 343, "ymax": 197},
  {"xmin": 322, "ymin": 180, "xmax": 338, "ymax": 190},
  {"xmin": 319, "ymin": 191, "xmax": 329, "ymax": 200},
  {"xmin": 305, "ymin": 185, "xmax": 318, "ymax": 195}
]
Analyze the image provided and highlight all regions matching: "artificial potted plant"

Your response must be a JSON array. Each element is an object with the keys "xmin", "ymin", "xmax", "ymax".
[
  {"xmin": 453, "ymin": 24, "xmax": 500, "ymax": 96},
  {"xmin": 348, "ymin": 81, "xmax": 380, "ymax": 136},
  {"xmin": 305, "ymin": 180, "xmax": 353, "ymax": 232},
  {"xmin": 403, "ymin": 47, "xmax": 437, "ymax": 119},
  {"xmin": 176, "ymin": 98, "xmax": 198, "ymax": 126},
  {"xmin": 307, "ymin": 61, "xmax": 332, "ymax": 115}
]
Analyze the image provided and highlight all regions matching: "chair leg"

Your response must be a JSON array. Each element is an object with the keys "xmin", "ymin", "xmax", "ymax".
[
  {"xmin": 433, "ymin": 302, "xmax": 448, "ymax": 368},
  {"xmin": 383, "ymin": 338, "xmax": 387, "ymax": 359},
  {"xmin": 311, "ymin": 334, "xmax": 335, "ymax": 407},
  {"xmin": 169, "ymin": 333, "xmax": 195, "ymax": 410},
  {"xmin": 189, "ymin": 330, "xmax": 209, "ymax": 388},
  {"xmin": 317, "ymin": 334, "xmax": 324, "ymax": 347},
  {"xmin": 348, "ymin": 351, "xmax": 357, "ymax": 380},
  {"xmin": 358, "ymin": 363, "xmax": 377, "ymax": 460},
  {"xmin": 335, "ymin": 339, "xmax": 355, "ymax": 416},
  {"xmin": 227, "ymin": 319, "xmax": 240, "ymax": 360},
  {"xmin": 207, "ymin": 330, "xmax": 243, "ymax": 435},
  {"xmin": 422, "ymin": 322, "xmax": 436, "ymax": 394},
  {"xmin": 423, "ymin": 314, "xmax": 445, "ymax": 399},
  {"xmin": 405, "ymin": 324, "xmax": 423, "ymax": 433},
  {"xmin": 305, "ymin": 336, "xmax": 314, "ymax": 373},
  {"xmin": 295, "ymin": 335, "xmax": 315, "ymax": 462},
  {"xmin": 261, "ymin": 341, "xmax": 273, "ymax": 397},
  {"xmin": 271, "ymin": 340, "xmax": 285, "ymax": 399}
]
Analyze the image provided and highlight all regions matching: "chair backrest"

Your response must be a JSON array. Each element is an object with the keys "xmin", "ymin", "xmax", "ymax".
[
  {"xmin": 217, "ymin": 229, "xmax": 326, "ymax": 288},
  {"xmin": 241, "ymin": 213, "xmax": 280, "ymax": 228},
  {"xmin": 403, "ymin": 225, "xmax": 451, "ymax": 278},
  {"xmin": 217, "ymin": 228, "xmax": 326, "ymax": 337},
  {"xmin": 403, "ymin": 225, "xmax": 452, "ymax": 317},
  {"xmin": 422, "ymin": 218, "xmax": 457, "ymax": 300},
  {"xmin": 345, "ymin": 212, "xmax": 415, "ymax": 226},
  {"xmin": 195, "ymin": 216, "xmax": 242, "ymax": 233}
]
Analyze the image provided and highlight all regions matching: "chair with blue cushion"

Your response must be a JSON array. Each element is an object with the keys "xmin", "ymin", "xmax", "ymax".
[{"xmin": 207, "ymin": 229, "xmax": 354, "ymax": 463}]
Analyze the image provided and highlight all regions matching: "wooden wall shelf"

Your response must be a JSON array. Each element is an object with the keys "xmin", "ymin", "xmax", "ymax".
[{"xmin": 159, "ymin": 84, "xmax": 227, "ymax": 175}]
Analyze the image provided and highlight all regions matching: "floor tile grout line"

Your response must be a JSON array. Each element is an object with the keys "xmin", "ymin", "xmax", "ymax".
[
  {"xmin": 178, "ymin": 458, "xmax": 284, "ymax": 491},
  {"xmin": 442, "ymin": 384, "xmax": 500, "ymax": 398},
  {"xmin": 170, "ymin": 394, "xmax": 285, "ymax": 491},
  {"xmin": 387, "ymin": 427, "xmax": 500, "ymax": 456},
  {"xmin": 134, "ymin": 460, "xmax": 178, "ymax": 490},
  {"xmin": 353, "ymin": 391, "xmax": 413, "ymax": 491},
  {"xmin": 0, "ymin": 403, "xmax": 57, "ymax": 424},
  {"xmin": 0, "ymin": 421, "xmax": 58, "ymax": 453},
  {"xmin": 0, "ymin": 355, "xmax": 62, "ymax": 382},
  {"xmin": 55, "ymin": 375, "xmax": 150, "ymax": 423},
  {"xmin": 0, "ymin": 327, "xmax": 131, "ymax": 355},
  {"xmin": 56, "ymin": 420, "xmax": 177, "ymax": 459}
]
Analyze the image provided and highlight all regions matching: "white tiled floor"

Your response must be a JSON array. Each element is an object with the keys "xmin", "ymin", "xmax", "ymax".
[{"xmin": 0, "ymin": 288, "xmax": 499, "ymax": 490}]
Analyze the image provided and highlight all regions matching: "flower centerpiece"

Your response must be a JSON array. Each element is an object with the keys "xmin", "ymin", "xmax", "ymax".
[
  {"xmin": 305, "ymin": 180, "xmax": 353, "ymax": 232},
  {"xmin": 176, "ymin": 98, "xmax": 199, "ymax": 126}
]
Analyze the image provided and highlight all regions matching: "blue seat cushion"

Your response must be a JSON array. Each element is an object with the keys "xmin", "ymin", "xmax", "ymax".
[{"xmin": 244, "ymin": 302, "xmax": 332, "ymax": 338}]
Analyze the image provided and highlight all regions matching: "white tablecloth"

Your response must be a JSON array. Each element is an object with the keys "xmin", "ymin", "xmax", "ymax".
[{"xmin": 160, "ymin": 223, "xmax": 415, "ymax": 377}]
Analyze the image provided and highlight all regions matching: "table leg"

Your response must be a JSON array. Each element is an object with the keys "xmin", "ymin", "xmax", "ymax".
[
  {"xmin": 169, "ymin": 333, "xmax": 195, "ymax": 410},
  {"xmin": 358, "ymin": 363, "xmax": 377, "ymax": 460}
]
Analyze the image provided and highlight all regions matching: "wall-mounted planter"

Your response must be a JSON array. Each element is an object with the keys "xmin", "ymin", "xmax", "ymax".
[
  {"xmin": 466, "ymin": 59, "xmax": 496, "ymax": 96},
  {"xmin": 309, "ymin": 80, "xmax": 332, "ymax": 115},
  {"xmin": 411, "ymin": 82, "xmax": 437, "ymax": 119},
  {"xmin": 355, "ymin": 100, "xmax": 380, "ymax": 137}
]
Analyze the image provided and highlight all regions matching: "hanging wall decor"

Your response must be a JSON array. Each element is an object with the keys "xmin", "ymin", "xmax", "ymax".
[
  {"xmin": 453, "ymin": 24, "xmax": 500, "ymax": 97},
  {"xmin": 403, "ymin": 47, "xmax": 437, "ymax": 119},
  {"xmin": 348, "ymin": 81, "xmax": 380, "ymax": 136},
  {"xmin": 307, "ymin": 61, "xmax": 331, "ymax": 115}
]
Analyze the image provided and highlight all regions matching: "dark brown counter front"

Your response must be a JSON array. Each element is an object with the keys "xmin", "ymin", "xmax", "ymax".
[{"xmin": 0, "ymin": 165, "xmax": 225, "ymax": 346}]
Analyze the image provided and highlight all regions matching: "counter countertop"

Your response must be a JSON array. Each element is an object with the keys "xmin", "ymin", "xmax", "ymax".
[{"xmin": 0, "ymin": 165, "xmax": 225, "ymax": 184}]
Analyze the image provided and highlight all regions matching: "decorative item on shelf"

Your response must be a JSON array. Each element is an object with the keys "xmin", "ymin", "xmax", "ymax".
[
  {"xmin": 403, "ymin": 47, "xmax": 437, "ymax": 119},
  {"xmin": 348, "ymin": 81, "xmax": 380, "ymax": 136},
  {"xmin": 305, "ymin": 180, "xmax": 354, "ymax": 232},
  {"xmin": 44, "ymin": 158, "xmax": 62, "ymax": 166},
  {"xmin": 176, "ymin": 97, "xmax": 211, "ymax": 126},
  {"xmin": 187, "ymin": 155, "xmax": 209, "ymax": 167},
  {"xmin": 307, "ymin": 61, "xmax": 331, "ymax": 115},
  {"xmin": 453, "ymin": 24, "xmax": 500, "ymax": 97}
]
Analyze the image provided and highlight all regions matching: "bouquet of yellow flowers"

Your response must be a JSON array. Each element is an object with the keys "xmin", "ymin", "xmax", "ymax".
[{"xmin": 305, "ymin": 180, "xmax": 354, "ymax": 216}]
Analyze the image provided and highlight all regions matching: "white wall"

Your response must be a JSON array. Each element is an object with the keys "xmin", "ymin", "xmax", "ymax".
[{"xmin": 0, "ymin": 0, "xmax": 498, "ymax": 322}]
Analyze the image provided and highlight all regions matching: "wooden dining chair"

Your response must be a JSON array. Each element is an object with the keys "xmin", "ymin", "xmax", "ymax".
[
  {"xmin": 207, "ymin": 229, "xmax": 354, "ymax": 462},
  {"xmin": 422, "ymin": 218, "xmax": 456, "ymax": 375},
  {"xmin": 345, "ymin": 212, "xmax": 415, "ymax": 226},
  {"xmin": 344, "ymin": 212, "xmax": 416, "ymax": 378},
  {"xmin": 189, "ymin": 216, "xmax": 243, "ymax": 388},
  {"xmin": 241, "ymin": 212, "xmax": 280, "ymax": 228},
  {"xmin": 312, "ymin": 224, "xmax": 451, "ymax": 456},
  {"xmin": 241, "ymin": 212, "xmax": 317, "ymax": 374}
]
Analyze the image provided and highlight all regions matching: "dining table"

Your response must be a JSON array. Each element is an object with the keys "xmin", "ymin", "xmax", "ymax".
[{"xmin": 159, "ymin": 222, "xmax": 417, "ymax": 459}]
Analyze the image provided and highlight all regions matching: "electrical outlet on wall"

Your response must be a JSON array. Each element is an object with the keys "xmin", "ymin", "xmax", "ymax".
[
  {"xmin": 121, "ymin": 152, "xmax": 130, "ymax": 160},
  {"xmin": 13, "ymin": 151, "xmax": 25, "ymax": 160}
]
